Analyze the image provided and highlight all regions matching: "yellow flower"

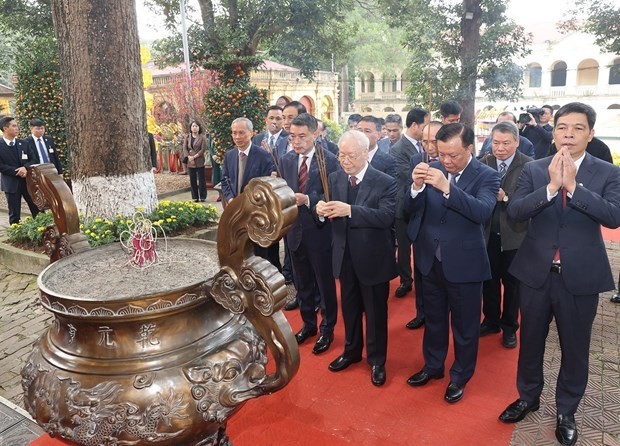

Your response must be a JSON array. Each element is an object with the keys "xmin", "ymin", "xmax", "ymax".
[
  {"xmin": 153, "ymin": 221, "xmax": 161, "ymax": 226},
  {"xmin": 37, "ymin": 227, "xmax": 45, "ymax": 232},
  {"xmin": 85, "ymin": 229, "xmax": 91, "ymax": 234},
  {"xmin": 137, "ymin": 206, "xmax": 144, "ymax": 212},
  {"xmin": 95, "ymin": 218, "xmax": 102, "ymax": 223},
  {"xmin": 104, "ymin": 230, "xmax": 111, "ymax": 234},
  {"xmin": 79, "ymin": 224, "xmax": 84, "ymax": 229},
  {"xmin": 171, "ymin": 215, "xmax": 176, "ymax": 218},
  {"xmin": 166, "ymin": 218, "xmax": 172, "ymax": 222},
  {"xmin": 119, "ymin": 220, "xmax": 125, "ymax": 225},
  {"xmin": 177, "ymin": 207, "xmax": 184, "ymax": 211},
  {"xmin": 92, "ymin": 225, "xmax": 97, "ymax": 230}
]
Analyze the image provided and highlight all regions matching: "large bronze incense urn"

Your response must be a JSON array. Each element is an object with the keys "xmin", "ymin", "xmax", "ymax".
[{"xmin": 21, "ymin": 165, "xmax": 300, "ymax": 445}]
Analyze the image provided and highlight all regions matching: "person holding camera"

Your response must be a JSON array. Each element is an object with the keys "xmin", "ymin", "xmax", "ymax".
[
  {"xmin": 519, "ymin": 105, "xmax": 554, "ymax": 159},
  {"xmin": 182, "ymin": 120, "xmax": 208, "ymax": 202}
]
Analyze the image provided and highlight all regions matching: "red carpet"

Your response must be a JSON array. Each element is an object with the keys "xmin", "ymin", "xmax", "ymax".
[{"xmin": 228, "ymin": 281, "xmax": 519, "ymax": 446}]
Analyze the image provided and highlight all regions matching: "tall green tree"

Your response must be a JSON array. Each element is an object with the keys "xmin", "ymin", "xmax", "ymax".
[
  {"xmin": 148, "ymin": 0, "xmax": 353, "ymax": 78},
  {"xmin": 381, "ymin": 0, "xmax": 531, "ymax": 126},
  {"xmin": 560, "ymin": 0, "xmax": 620, "ymax": 54}
]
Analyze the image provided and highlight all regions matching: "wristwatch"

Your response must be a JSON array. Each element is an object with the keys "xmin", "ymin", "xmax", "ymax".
[{"xmin": 502, "ymin": 195, "xmax": 509, "ymax": 203}]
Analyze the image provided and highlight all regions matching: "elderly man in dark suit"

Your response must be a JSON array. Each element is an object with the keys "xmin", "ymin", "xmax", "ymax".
[
  {"xmin": 0, "ymin": 116, "xmax": 40, "ymax": 225},
  {"xmin": 24, "ymin": 118, "xmax": 63, "ymax": 174},
  {"xmin": 405, "ymin": 123, "xmax": 500, "ymax": 403},
  {"xmin": 390, "ymin": 107, "xmax": 429, "ymax": 298},
  {"xmin": 499, "ymin": 103, "xmax": 620, "ymax": 446},
  {"xmin": 479, "ymin": 121, "xmax": 532, "ymax": 349},
  {"xmin": 317, "ymin": 130, "xmax": 397, "ymax": 387},
  {"xmin": 357, "ymin": 116, "xmax": 397, "ymax": 178},
  {"xmin": 280, "ymin": 113, "xmax": 340, "ymax": 354},
  {"xmin": 221, "ymin": 117, "xmax": 278, "ymax": 266}
]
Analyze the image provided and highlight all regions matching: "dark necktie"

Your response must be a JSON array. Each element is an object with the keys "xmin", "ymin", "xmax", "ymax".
[
  {"xmin": 349, "ymin": 175, "xmax": 358, "ymax": 188},
  {"xmin": 269, "ymin": 135, "xmax": 275, "ymax": 149},
  {"xmin": 8, "ymin": 141, "xmax": 14, "ymax": 147},
  {"xmin": 499, "ymin": 162, "xmax": 507, "ymax": 178},
  {"xmin": 38, "ymin": 139, "xmax": 50, "ymax": 163},
  {"xmin": 298, "ymin": 156, "xmax": 308, "ymax": 193},
  {"xmin": 237, "ymin": 152, "xmax": 247, "ymax": 195}
]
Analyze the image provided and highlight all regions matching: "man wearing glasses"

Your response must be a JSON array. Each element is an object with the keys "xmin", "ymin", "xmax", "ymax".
[{"xmin": 317, "ymin": 130, "xmax": 398, "ymax": 387}]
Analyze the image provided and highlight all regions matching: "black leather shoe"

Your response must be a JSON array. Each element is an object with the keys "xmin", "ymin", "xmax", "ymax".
[
  {"xmin": 395, "ymin": 282, "xmax": 412, "ymax": 298},
  {"xmin": 444, "ymin": 382, "xmax": 465, "ymax": 403},
  {"xmin": 312, "ymin": 334, "xmax": 333, "ymax": 355},
  {"xmin": 294, "ymin": 327, "xmax": 317, "ymax": 345},
  {"xmin": 502, "ymin": 332, "xmax": 517, "ymax": 349},
  {"xmin": 328, "ymin": 355, "xmax": 362, "ymax": 372},
  {"xmin": 499, "ymin": 398, "xmax": 540, "ymax": 423},
  {"xmin": 406, "ymin": 317, "xmax": 425, "ymax": 330},
  {"xmin": 406, "ymin": 369, "xmax": 444, "ymax": 387},
  {"xmin": 555, "ymin": 414, "xmax": 577, "ymax": 446},
  {"xmin": 371, "ymin": 365, "xmax": 386, "ymax": 386},
  {"xmin": 284, "ymin": 300, "xmax": 299, "ymax": 311},
  {"xmin": 479, "ymin": 323, "xmax": 501, "ymax": 337},
  {"xmin": 611, "ymin": 294, "xmax": 620, "ymax": 303}
]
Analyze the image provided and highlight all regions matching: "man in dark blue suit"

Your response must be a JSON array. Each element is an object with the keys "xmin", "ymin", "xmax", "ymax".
[
  {"xmin": 251, "ymin": 105, "xmax": 288, "ymax": 159},
  {"xmin": 405, "ymin": 123, "xmax": 500, "ymax": 403},
  {"xmin": 221, "ymin": 117, "xmax": 278, "ymax": 267},
  {"xmin": 357, "ymin": 116, "xmax": 397, "ymax": 178},
  {"xmin": 390, "ymin": 107, "xmax": 429, "ymax": 298},
  {"xmin": 404, "ymin": 120, "xmax": 443, "ymax": 331},
  {"xmin": 280, "ymin": 113, "xmax": 340, "ymax": 354},
  {"xmin": 499, "ymin": 103, "xmax": 620, "ymax": 446},
  {"xmin": 0, "ymin": 116, "xmax": 40, "ymax": 225},
  {"xmin": 279, "ymin": 101, "xmax": 307, "ymax": 160},
  {"xmin": 317, "ymin": 130, "xmax": 397, "ymax": 387},
  {"xmin": 24, "ymin": 118, "xmax": 63, "ymax": 174}
]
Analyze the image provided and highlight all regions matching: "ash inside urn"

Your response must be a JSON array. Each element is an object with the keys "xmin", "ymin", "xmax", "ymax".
[{"xmin": 40, "ymin": 239, "xmax": 220, "ymax": 301}]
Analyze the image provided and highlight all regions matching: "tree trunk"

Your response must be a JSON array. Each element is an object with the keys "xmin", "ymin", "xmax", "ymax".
[
  {"xmin": 459, "ymin": 0, "xmax": 482, "ymax": 128},
  {"xmin": 51, "ymin": 0, "xmax": 157, "ymax": 218}
]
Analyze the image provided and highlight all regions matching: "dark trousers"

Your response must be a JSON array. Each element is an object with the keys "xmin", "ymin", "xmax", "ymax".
[
  {"xmin": 517, "ymin": 273, "xmax": 598, "ymax": 415},
  {"xmin": 189, "ymin": 166, "xmax": 207, "ymax": 200},
  {"xmin": 254, "ymin": 244, "xmax": 281, "ymax": 271},
  {"xmin": 413, "ymin": 263, "xmax": 424, "ymax": 318},
  {"xmin": 482, "ymin": 233, "xmax": 519, "ymax": 334},
  {"xmin": 282, "ymin": 238, "xmax": 294, "ymax": 283},
  {"xmin": 290, "ymin": 239, "xmax": 337, "ymax": 335},
  {"xmin": 395, "ymin": 217, "xmax": 413, "ymax": 285},
  {"xmin": 340, "ymin": 251, "xmax": 389, "ymax": 366},
  {"xmin": 422, "ymin": 258, "xmax": 482, "ymax": 385},
  {"xmin": 6, "ymin": 184, "xmax": 39, "ymax": 225}
]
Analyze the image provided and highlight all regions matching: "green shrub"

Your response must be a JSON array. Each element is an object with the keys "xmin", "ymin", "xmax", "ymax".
[
  {"xmin": 612, "ymin": 151, "xmax": 620, "ymax": 167},
  {"xmin": 6, "ymin": 212, "xmax": 54, "ymax": 245},
  {"xmin": 7, "ymin": 201, "xmax": 219, "ymax": 248},
  {"xmin": 13, "ymin": 38, "xmax": 69, "ymax": 178}
]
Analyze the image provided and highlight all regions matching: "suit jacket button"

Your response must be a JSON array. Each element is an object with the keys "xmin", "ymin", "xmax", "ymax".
[{"xmin": 440, "ymin": 219, "xmax": 446, "ymax": 224}]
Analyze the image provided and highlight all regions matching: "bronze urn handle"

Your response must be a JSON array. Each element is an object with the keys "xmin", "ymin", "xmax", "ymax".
[
  {"xmin": 208, "ymin": 176, "xmax": 300, "ymax": 394},
  {"xmin": 26, "ymin": 164, "xmax": 90, "ymax": 262}
]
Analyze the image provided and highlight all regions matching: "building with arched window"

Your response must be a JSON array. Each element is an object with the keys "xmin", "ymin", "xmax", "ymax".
[{"xmin": 477, "ymin": 30, "xmax": 620, "ymax": 154}]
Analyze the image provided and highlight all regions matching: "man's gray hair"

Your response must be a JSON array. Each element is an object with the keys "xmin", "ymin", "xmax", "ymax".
[
  {"xmin": 231, "ymin": 117, "xmax": 253, "ymax": 131},
  {"xmin": 338, "ymin": 130, "xmax": 370, "ymax": 151},
  {"xmin": 491, "ymin": 120, "xmax": 519, "ymax": 141}
]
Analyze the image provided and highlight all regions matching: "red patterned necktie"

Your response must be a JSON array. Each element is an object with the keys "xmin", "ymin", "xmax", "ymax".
[
  {"xmin": 553, "ymin": 187, "xmax": 568, "ymax": 262},
  {"xmin": 349, "ymin": 176, "xmax": 357, "ymax": 187},
  {"xmin": 298, "ymin": 156, "xmax": 308, "ymax": 193}
]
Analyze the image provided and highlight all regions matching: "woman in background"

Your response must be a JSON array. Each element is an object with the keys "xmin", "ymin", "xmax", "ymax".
[{"xmin": 182, "ymin": 120, "xmax": 207, "ymax": 202}]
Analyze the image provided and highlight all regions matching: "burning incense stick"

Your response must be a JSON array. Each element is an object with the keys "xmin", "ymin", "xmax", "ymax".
[{"xmin": 314, "ymin": 137, "xmax": 330, "ymax": 202}]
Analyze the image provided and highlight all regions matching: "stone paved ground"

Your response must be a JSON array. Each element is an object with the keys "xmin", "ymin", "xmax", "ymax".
[{"xmin": 0, "ymin": 195, "xmax": 619, "ymax": 445}]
